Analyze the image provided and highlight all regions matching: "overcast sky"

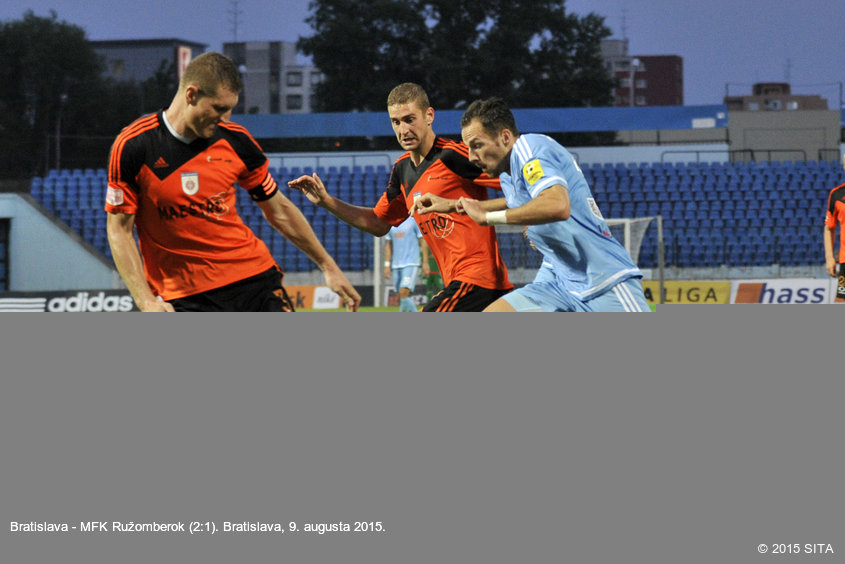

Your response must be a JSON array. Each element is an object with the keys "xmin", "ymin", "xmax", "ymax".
[{"xmin": 2, "ymin": 0, "xmax": 844, "ymax": 107}]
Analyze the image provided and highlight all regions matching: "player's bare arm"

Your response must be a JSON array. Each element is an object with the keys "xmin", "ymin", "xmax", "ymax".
[
  {"xmin": 258, "ymin": 192, "xmax": 362, "ymax": 311},
  {"xmin": 106, "ymin": 212, "xmax": 174, "ymax": 312},
  {"xmin": 288, "ymin": 173, "xmax": 390, "ymax": 236},
  {"xmin": 459, "ymin": 186, "xmax": 569, "ymax": 226},
  {"xmin": 383, "ymin": 240, "xmax": 393, "ymax": 279},
  {"xmin": 420, "ymin": 239, "xmax": 431, "ymax": 277},
  {"xmin": 322, "ymin": 268, "xmax": 363, "ymax": 311},
  {"xmin": 413, "ymin": 193, "xmax": 459, "ymax": 215},
  {"xmin": 414, "ymin": 193, "xmax": 507, "ymax": 216},
  {"xmin": 823, "ymin": 225, "xmax": 837, "ymax": 277}
]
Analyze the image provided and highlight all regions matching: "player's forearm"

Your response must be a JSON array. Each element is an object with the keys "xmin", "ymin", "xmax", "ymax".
[
  {"xmin": 107, "ymin": 230, "xmax": 159, "ymax": 309},
  {"xmin": 823, "ymin": 226, "xmax": 835, "ymax": 261},
  {"xmin": 497, "ymin": 186, "xmax": 569, "ymax": 225},
  {"xmin": 266, "ymin": 199, "xmax": 343, "ymax": 271},
  {"xmin": 320, "ymin": 195, "xmax": 390, "ymax": 236},
  {"xmin": 478, "ymin": 198, "xmax": 509, "ymax": 212},
  {"xmin": 384, "ymin": 243, "xmax": 392, "ymax": 266}
]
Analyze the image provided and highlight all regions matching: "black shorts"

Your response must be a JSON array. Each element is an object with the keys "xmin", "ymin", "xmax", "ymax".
[
  {"xmin": 423, "ymin": 280, "xmax": 511, "ymax": 312},
  {"xmin": 838, "ymin": 265, "xmax": 845, "ymax": 301},
  {"xmin": 169, "ymin": 267, "xmax": 295, "ymax": 312}
]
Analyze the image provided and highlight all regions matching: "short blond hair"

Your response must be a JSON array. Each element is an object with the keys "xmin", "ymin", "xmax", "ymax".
[
  {"xmin": 179, "ymin": 52, "xmax": 243, "ymax": 97},
  {"xmin": 387, "ymin": 83, "xmax": 430, "ymax": 112}
]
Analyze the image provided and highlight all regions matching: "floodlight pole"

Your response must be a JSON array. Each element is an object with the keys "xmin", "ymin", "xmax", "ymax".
[{"xmin": 55, "ymin": 93, "xmax": 68, "ymax": 172}]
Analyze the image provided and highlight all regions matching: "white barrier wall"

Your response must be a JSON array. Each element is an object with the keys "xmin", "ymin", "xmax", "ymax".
[{"xmin": 0, "ymin": 193, "xmax": 118, "ymax": 291}]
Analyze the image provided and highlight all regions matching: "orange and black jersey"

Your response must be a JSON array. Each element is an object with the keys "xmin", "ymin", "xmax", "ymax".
[
  {"xmin": 825, "ymin": 183, "xmax": 845, "ymax": 262},
  {"xmin": 105, "ymin": 111, "xmax": 279, "ymax": 300},
  {"xmin": 373, "ymin": 137, "xmax": 512, "ymax": 291}
]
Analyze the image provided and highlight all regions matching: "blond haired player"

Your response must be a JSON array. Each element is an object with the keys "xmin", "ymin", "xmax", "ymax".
[
  {"xmin": 106, "ymin": 52, "xmax": 359, "ymax": 311},
  {"xmin": 823, "ymin": 154, "xmax": 845, "ymax": 303}
]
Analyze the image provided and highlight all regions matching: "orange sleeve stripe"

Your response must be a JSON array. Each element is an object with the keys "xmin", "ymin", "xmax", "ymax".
[
  {"xmin": 439, "ymin": 138, "xmax": 470, "ymax": 157},
  {"xmin": 109, "ymin": 115, "xmax": 159, "ymax": 184},
  {"xmin": 222, "ymin": 121, "xmax": 263, "ymax": 147},
  {"xmin": 260, "ymin": 173, "xmax": 277, "ymax": 195}
]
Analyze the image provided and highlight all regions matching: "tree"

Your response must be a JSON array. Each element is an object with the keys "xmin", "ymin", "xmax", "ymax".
[
  {"xmin": 140, "ymin": 59, "xmax": 180, "ymax": 115},
  {"xmin": 298, "ymin": 0, "xmax": 429, "ymax": 111},
  {"xmin": 0, "ymin": 11, "xmax": 105, "ymax": 177},
  {"xmin": 298, "ymin": 0, "xmax": 616, "ymax": 119},
  {"xmin": 0, "ymin": 12, "xmax": 178, "ymax": 177}
]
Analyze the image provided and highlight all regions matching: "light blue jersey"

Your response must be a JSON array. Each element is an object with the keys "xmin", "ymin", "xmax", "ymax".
[
  {"xmin": 386, "ymin": 216, "xmax": 423, "ymax": 268},
  {"xmin": 503, "ymin": 134, "xmax": 642, "ymax": 301},
  {"xmin": 386, "ymin": 216, "xmax": 423, "ymax": 311}
]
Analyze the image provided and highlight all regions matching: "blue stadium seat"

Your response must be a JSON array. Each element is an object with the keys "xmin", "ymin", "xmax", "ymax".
[{"xmin": 29, "ymin": 160, "xmax": 828, "ymax": 270}]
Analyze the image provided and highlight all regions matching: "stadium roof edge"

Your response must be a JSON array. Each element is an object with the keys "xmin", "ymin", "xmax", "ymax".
[{"xmin": 233, "ymin": 105, "xmax": 730, "ymax": 138}]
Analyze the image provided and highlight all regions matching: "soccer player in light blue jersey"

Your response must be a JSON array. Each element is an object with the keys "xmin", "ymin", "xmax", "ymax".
[
  {"xmin": 415, "ymin": 97, "xmax": 648, "ymax": 312},
  {"xmin": 384, "ymin": 216, "xmax": 430, "ymax": 311}
]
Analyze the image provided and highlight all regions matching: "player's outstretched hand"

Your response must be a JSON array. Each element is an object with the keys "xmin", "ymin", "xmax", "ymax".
[
  {"xmin": 323, "ymin": 266, "xmax": 362, "ymax": 311},
  {"xmin": 414, "ymin": 193, "xmax": 459, "ymax": 215},
  {"xmin": 288, "ymin": 173, "xmax": 330, "ymax": 206},
  {"xmin": 457, "ymin": 197, "xmax": 487, "ymax": 225}
]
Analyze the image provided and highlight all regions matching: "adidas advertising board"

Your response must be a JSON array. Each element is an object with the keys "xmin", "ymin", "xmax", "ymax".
[{"xmin": 0, "ymin": 290, "xmax": 137, "ymax": 312}]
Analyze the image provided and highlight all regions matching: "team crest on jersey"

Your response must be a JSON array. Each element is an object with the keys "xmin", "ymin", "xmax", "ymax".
[
  {"xmin": 181, "ymin": 172, "xmax": 199, "ymax": 195},
  {"xmin": 522, "ymin": 159, "xmax": 544, "ymax": 186}
]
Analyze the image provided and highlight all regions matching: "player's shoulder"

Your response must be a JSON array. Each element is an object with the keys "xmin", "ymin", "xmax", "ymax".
[
  {"xmin": 389, "ymin": 152, "xmax": 414, "ymax": 181},
  {"xmin": 392, "ymin": 152, "xmax": 413, "ymax": 166},
  {"xmin": 516, "ymin": 133, "xmax": 566, "ymax": 156},
  {"xmin": 217, "ymin": 120, "xmax": 262, "ymax": 147},
  {"xmin": 217, "ymin": 121, "xmax": 269, "ymax": 170},
  {"xmin": 111, "ymin": 113, "xmax": 162, "ymax": 169},
  {"xmin": 827, "ymin": 183, "xmax": 845, "ymax": 213},
  {"xmin": 435, "ymin": 137, "xmax": 471, "ymax": 158},
  {"xmin": 434, "ymin": 137, "xmax": 476, "ymax": 173},
  {"xmin": 115, "ymin": 112, "xmax": 161, "ymax": 143},
  {"xmin": 828, "ymin": 182, "xmax": 845, "ymax": 199},
  {"xmin": 515, "ymin": 134, "xmax": 575, "ymax": 168}
]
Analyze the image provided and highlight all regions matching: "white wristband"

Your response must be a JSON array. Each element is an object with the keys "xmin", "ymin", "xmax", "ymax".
[
  {"xmin": 384, "ymin": 261, "xmax": 391, "ymax": 267},
  {"xmin": 485, "ymin": 210, "xmax": 508, "ymax": 225}
]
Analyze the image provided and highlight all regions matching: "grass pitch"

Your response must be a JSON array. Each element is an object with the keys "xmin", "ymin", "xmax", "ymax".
[
  {"xmin": 302, "ymin": 305, "xmax": 658, "ymax": 312},
  {"xmin": 299, "ymin": 306, "xmax": 401, "ymax": 312}
]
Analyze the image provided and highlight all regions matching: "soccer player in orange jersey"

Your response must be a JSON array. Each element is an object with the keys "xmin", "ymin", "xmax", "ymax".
[
  {"xmin": 289, "ymin": 83, "xmax": 512, "ymax": 311},
  {"xmin": 105, "ymin": 52, "xmax": 360, "ymax": 311},
  {"xmin": 823, "ymin": 154, "xmax": 845, "ymax": 303}
]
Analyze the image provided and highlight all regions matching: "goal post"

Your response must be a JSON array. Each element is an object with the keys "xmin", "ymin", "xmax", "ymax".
[
  {"xmin": 373, "ymin": 215, "xmax": 665, "ymax": 307},
  {"xmin": 607, "ymin": 216, "xmax": 665, "ymax": 305}
]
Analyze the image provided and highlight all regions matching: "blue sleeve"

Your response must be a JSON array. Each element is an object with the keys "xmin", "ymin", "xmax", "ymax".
[{"xmin": 513, "ymin": 136, "xmax": 571, "ymax": 200}]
